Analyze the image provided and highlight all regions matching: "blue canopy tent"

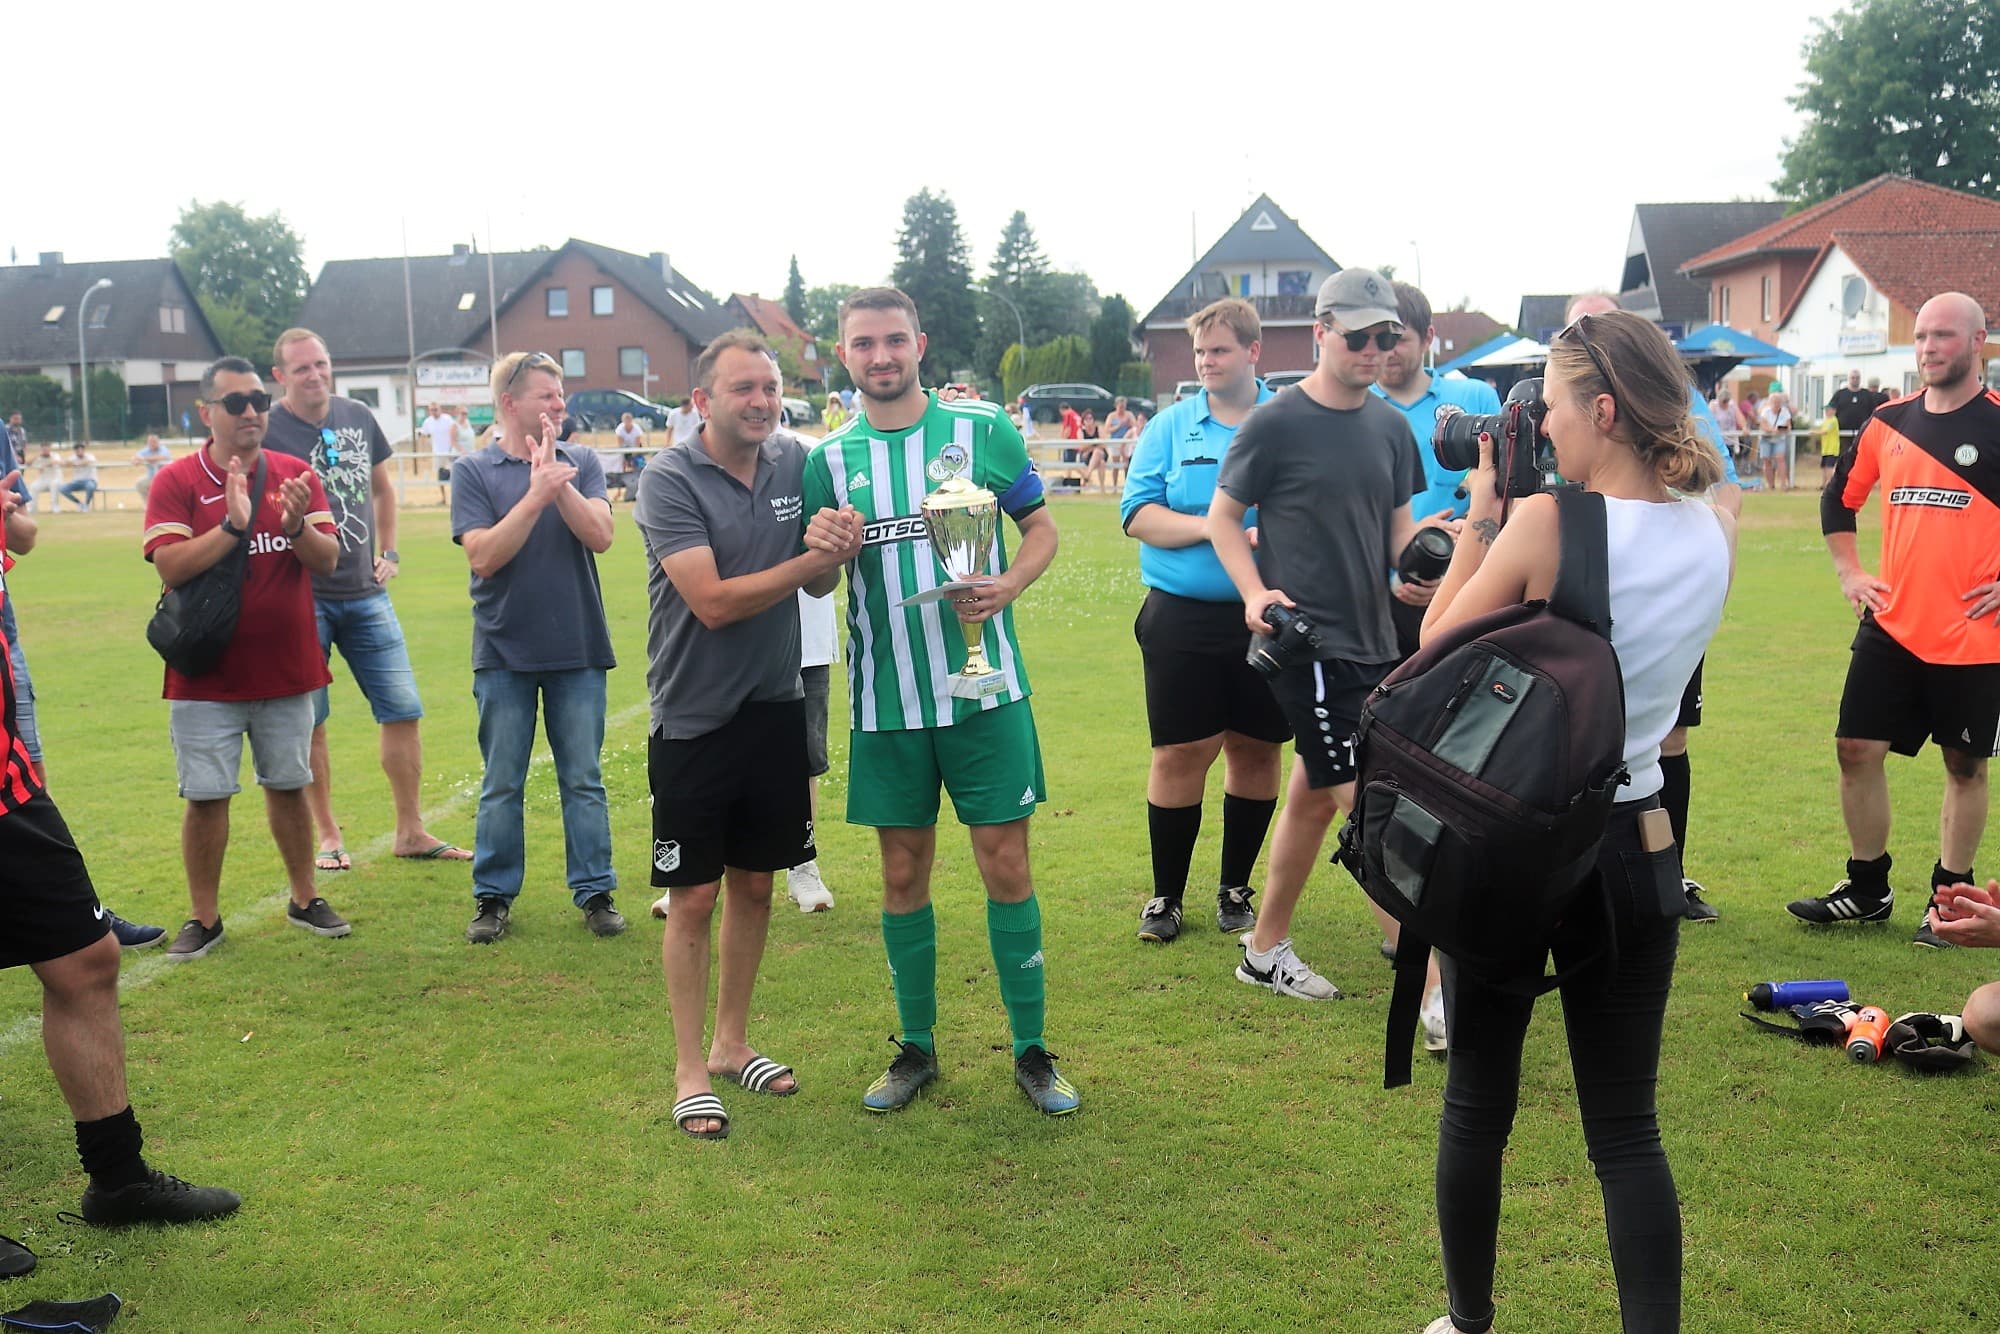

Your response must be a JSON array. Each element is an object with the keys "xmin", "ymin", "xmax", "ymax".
[
  {"xmin": 1433, "ymin": 331, "xmax": 1519, "ymax": 376},
  {"xmin": 1674, "ymin": 323, "xmax": 1798, "ymax": 393}
]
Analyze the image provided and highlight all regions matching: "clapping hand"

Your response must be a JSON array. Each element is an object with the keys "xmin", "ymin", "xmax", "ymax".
[
  {"xmin": 275, "ymin": 474, "xmax": 315, "ymax": 534},
  {"xmin": 527, "ymin": 414, "xmax": 578, "ymax": 503},
  {"xmin": 224, "ymin": 457, "xmax": 254, "ymax": 531}
]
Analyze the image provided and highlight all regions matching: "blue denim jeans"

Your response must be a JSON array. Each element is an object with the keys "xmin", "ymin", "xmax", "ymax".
[
  {"xmin": 471, "ymin": 667, "xmax": 614, "ymax": 907},
  {"xmin": 313, "ymin": 591, "xmax": 424, "ymax": 727}
]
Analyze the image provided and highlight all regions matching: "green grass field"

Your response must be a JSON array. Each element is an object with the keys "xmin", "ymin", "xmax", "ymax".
[{"xmin": 1, "ymin": 491, "xmax": 1996, "ymax": 1331}]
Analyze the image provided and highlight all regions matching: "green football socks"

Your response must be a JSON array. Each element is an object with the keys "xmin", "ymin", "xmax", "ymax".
[
  {"xmin": 987, "ymin": 895, "xmax": 1046, "ymax": 1058},
  {"xmin": 882, "ymin": 904, "xmax": 937, "ymax": 1054}
]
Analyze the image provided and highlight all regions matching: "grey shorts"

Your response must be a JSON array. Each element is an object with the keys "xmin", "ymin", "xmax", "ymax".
[
  {"xmin": 169, "ymin": 694, "xmax": 316, "ymax": 799},
  {"xmin": 802, "ymin": 664, "xmax": 831, "ymax": 778}
]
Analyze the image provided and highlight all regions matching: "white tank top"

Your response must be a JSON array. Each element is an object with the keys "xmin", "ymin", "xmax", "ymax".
[{"xmin": 1601, "ymin": 495, "xmax": 1731, "ymax": 798}]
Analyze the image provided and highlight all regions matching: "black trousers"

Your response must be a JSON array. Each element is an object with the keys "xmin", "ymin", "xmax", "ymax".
[{"xmin": 1435, "ymin": 804, "xmax": 1683, "ymax": 1334}]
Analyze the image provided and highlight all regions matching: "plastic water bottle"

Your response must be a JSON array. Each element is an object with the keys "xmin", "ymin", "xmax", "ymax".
[
  {"xmin": 1845, "ymin": 1006, "xmax": 1892, "ymax": 1063},
  {"xmin": 1745, "ymin": 979, "xmax": 1850, "ymax": 1010}
]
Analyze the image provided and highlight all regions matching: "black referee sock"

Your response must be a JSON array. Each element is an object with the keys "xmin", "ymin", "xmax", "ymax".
[
  {"xmin": 75, "ymin": 1105, "xmax": 148, "ymax": 1190},
  {"xmin": 1147, "ymin": 801, "xmax": 1202, "ymax": 903},
  {"xmin": 1933, "ymin": 861, "xmax": 1973, "ymax": 891},
  {"xmin": 1219, "ymin": 793, "xmax": 1277, "ymax": 891},
  {"xmin": 1846, "ymin": 852, "xmax": 1893, "ymax": 900},
  {"xmin": 1658, "ymin": 751, "xmax": 1691, "ymax": 852}
]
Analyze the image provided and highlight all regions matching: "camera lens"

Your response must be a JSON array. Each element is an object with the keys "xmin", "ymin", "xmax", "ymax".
[{"xmin": 1397, "ymin": 528, "xmax": 1455, "ymax": 582}]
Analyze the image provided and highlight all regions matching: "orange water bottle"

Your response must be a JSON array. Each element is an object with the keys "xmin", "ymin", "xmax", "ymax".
[{"xmin": 1845, "ymin": 1006, "xmax": 1891, "ymax": 1063}]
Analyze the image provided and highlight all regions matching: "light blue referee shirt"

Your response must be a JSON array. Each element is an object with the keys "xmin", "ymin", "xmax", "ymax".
[
  {"xmin": 1119, "ymin": 381, "xmax": 1275, "ymax": 603},
  {"xmin": 1370, "ymin": 372, "xmax": 1503, "ymax": 519}
]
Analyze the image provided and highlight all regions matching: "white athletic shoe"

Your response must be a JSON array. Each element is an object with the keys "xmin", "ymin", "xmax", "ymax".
[
  {"xmin": 649, "ymin": 891, "xmax": 671, "ymax": 920},
  {"xmin": 1421, "ymin": 985, "xmax": 1448, "ymax": 1053},
  {"xmin": 1235, "ymin": 937, "xmax": 1343, "ymax": 1000},
  {"xmin": 786, "ymin": 861, "xmax": 834, "ymax": 913}
]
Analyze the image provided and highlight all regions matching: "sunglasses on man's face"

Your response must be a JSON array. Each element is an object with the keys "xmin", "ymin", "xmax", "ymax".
[
  {"xmin": 1327, "ymin": 324, "xmax": 1400, "ymax": 353},
  {"xmin": 505, "ymin": 351, "xmax": 560, "ymax": 392},
  {"xmin": 214, "ymin": 390, "xmax": 272, "ymax": 416}
]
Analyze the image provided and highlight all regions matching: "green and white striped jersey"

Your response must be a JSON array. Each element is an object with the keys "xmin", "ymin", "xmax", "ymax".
[{"xmin": 803, "ymin": 391, "xmax": 1048, "ymax": 732}]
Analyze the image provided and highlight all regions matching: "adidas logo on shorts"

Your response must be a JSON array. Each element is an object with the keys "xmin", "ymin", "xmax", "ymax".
[{"xmin": 1018, "ymin": 786, "xmax": 1036, "ymax": 806}]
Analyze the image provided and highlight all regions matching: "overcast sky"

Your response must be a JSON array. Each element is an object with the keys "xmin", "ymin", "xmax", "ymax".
[{"xmin": 13, "ymin": 0, "xmax": 1854, "ymax": 327}]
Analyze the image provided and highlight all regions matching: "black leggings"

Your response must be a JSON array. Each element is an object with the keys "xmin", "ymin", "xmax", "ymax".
[{"xmin": 1434, "ymin": 816, "xmax": 1683, "ymax": 1334}]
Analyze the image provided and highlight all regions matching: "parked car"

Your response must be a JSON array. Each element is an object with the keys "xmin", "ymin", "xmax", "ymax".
[
  {"xmin": 1262, "ymin": 370, "xmax": 1310, "ymax": 390},
  {"xmin": 780, "ymin": 396, "xmax": 815, "ymax": 427},
  {"xmin": 1174, "ymin": 380, "xmax": 1201, "ymax": 402},
  {"xmin": 1019, "ymin": 382, "xmax": 1157, "ymax": 423},
  {"xmin": 566, "ymin": 388, "xmax": 672, "ymax": 431}
]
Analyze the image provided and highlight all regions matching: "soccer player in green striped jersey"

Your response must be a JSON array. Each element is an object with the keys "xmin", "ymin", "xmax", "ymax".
[{"xmin": 804, "ymin": 288, "xmax": 1078, "ymax": 1116}]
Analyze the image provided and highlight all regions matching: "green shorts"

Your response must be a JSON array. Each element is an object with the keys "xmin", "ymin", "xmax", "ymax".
[{"xmin": 848, "ymin": 698, "xmax": 1046, "ymax": 827}]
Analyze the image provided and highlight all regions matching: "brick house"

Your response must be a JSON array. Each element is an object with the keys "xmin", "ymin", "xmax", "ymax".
[
  {"xmin": 723, "ymin": 293, "xmax": 824, "ymax": 389},
  {"xmin": 1616, "ymin": 201, "xmax": 1788, "ymax": 334},
  {"xmin": 0, "ymin": 252, "xmax": 222, "ymax": 440},
  {"xmin": 295, "ymin": 239, "xmax": 734, "ymax": 442},
  {"xmin": 1139, "ymin": 195, "xmax": 1340, "ymax": 399}
]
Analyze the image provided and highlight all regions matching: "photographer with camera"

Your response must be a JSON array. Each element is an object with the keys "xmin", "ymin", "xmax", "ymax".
[
  {"xmin": 1414, "ymin": 311, "xmax": 1734, "ymax": 1334},
  {"xmin": 1205, "ymin": 269, "xmax": 1430, "ymax": 1001}
]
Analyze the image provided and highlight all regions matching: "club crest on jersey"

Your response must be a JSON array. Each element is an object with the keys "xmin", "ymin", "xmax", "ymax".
[
  {"xmin": 654, "ymin": 840, "xmax": 681, "ymax": 873},
  {"xmin": 1956, "ymin": 444, "xmax": 1980, "ymax": 467},
  {"xmin": 926, "ymin": 443, "xmax": 970, "ymax": 482}
]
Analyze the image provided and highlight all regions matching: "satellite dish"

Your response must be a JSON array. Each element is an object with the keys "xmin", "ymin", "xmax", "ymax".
[{"xmin": 1840, "ymin": 275, "xmax": 1868, "ymax": 319}]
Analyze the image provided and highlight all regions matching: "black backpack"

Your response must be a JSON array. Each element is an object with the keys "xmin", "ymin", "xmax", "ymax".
[
  {"xmin": 1334, "ymin": 487, "xmax": 1629, "ymax": 1088},
  {"xmin": 145, "ymin": 454, "xmax": 265, "ymax": 679}
]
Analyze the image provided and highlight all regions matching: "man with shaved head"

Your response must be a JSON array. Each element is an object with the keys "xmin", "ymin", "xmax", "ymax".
[{"xmin": 1792, "ymin": 292, "xmax": 2000, "ymax": 948}]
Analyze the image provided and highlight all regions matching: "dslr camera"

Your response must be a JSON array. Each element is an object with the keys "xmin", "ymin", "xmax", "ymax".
[
  {"xmin": 1247, "ymin": 603, "xmax": 1323, "ymax": 677},
  {"xmin": 1433, "ymin": 377, "xmax": 1559, "ymax": 500}
]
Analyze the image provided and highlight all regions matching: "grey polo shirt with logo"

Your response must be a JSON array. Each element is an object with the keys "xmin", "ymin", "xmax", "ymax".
[
  {"xmin": 633, "ymin": 427, "xmax": 808, "ymax": 740},
  {"xmin": 449, "ymin": 440, "xmax": 616, "ymax": 673}
]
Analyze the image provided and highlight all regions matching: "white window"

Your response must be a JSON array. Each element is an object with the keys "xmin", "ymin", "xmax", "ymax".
[
  {"xmin": 350, "ymin": 387, "xmax": 380, "ymax": 409},
  {"xmin": 458, "ymin": 292, "xmax": 477, "ymax": 311},
  {"xmin": 592, "ymin": 286, "xmax": 614, "ymax": 316},
  {"xmin": 619, "ymin": 347, "xmax": 645, "ymax": 377},
  {"xmin": 88, "ymin": 304, "xmax": 109, "ymax": 329},
  {"xmin": 42, "ymin": 305, "xmax": 64, "ymax": 325},
  {"xmin": 561, "ymin": 349, "xmax": 587, "ymax": 378},
  {"xmin": 1720, "ymin": 286, "xmax": 1731, "ymax": 324},
  {"xmin": 546, "ymin": 288, "xmax": 569, "ymax": 318},
  {"xmin": 1761, "ymin": 276, "xmax": 1773, "ymax": 322}
]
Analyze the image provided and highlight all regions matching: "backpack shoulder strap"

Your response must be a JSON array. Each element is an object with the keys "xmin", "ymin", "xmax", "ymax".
[{"xmin": 1547, "ymin": 486, "xmax": 1611, "ymax": 639}]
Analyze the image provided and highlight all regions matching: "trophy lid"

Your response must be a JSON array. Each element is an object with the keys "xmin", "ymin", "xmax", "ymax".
[{"xmin": 922, "ymin": 476, "xmax": 996, "ymax": 512}]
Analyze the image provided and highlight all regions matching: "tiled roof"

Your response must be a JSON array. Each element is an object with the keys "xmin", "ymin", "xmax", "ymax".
[
  {"xmin": 1143, "ymin": 195, "xmax": 1337, "ymax": 326},
  {"xmin": 1790, "ymin": 229, "xmax": 2000, "ymax": 326},
  {"xmin": 1625, "ymin": 201, "xmax": 1788, "ymax": 325},
  {"xmin": 0, "ymin": 257, "xmax": 222, "ymax": 366},
  {"xmin": 1682, "ymin": 176, "xmax": 2000, "ymax": 274}
]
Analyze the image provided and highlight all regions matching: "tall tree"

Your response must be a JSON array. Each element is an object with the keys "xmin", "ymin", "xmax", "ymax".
[
  {"xmin": 975, "ymin": 212, "xmax": 1053, "ymax": 381},
  {"xmin": 1775, "ymin": 0, "xmax": 2000, "ymax": 205},
  {"xmin": 891, "ymin": 188, "xmax": 978, "ymax": 382},
  {"xmin": 169, "ymin": 200, "xmax": 310, "ymax": 363},
  {"xmin": 802, "ymin": 282, "xmax": 860, "ymax": 392},
  {"xmin": 783, "ymin": 255, "xmax": 808, "ymax": 325},
  {"xmin": 1089, "ymin": 295, "xmax": 1138, "ymax": 390}
]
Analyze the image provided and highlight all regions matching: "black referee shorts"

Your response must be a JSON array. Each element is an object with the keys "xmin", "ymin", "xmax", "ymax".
[
  {"xmin": 650, "ymin": 699, "xmax": 815, "ymax": 888},
  {"xmin": 1676, "ymin": 657, "xmax": 1704, "ymax": 730},
  {"xmin": 1135, "ymin": 589, "xmax": 1291, "ymax": 748},
  {"xmin": 1837, "ymin": 619, "xmax": 2000, "ymax": 758},
  {"xmin": 0, "ymin": 793, "xmax": 110, "ymax": 970}
]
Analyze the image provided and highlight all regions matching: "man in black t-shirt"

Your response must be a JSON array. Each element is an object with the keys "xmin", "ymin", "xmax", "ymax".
[
  {"xmin": 1828, "ymin": 369, "xmax": 1876, "ymax": 440},
  {"xmin": 1207, "ymin": 268, "xmax": 1430, "ymax": 1001},
  {"xmin": 265, "ymin": 328, "xmax": 470, "ymax": 871}
]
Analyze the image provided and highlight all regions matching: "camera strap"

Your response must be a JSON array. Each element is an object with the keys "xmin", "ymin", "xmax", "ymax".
[{"xmin": 1546, "ymin": 487, "xmax": 1611, "ymax": 640}]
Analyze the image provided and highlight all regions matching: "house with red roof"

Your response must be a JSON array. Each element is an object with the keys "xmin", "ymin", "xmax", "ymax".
[
  {"xmin": 722, "ymin": 293, "xmax": 824, "ymax": 389},
  {"xmin": 1681, "ymin": 176, "xmax": 2000, "ymax": 409}
]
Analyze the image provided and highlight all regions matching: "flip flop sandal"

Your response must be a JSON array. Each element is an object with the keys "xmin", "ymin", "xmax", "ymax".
[
  {"xmin": 721, "ymin": 1055, "xmax": 798, "ymax": 1097},
  {"xmin": 314, "ymin": 848, "xmax": 351, "ymax": 872},
  {"xmin": 672, "ymin": 1093, "xmax": 730, "ymax": 1140},
  {"xmin": 397, "ymin": 842, "xmax": 472, "ymax": 861}
]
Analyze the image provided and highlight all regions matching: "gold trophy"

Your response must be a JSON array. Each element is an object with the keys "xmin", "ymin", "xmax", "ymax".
[{"xmin": 921, "ymin": 477, "xmax": 1007, "ymax": 700}]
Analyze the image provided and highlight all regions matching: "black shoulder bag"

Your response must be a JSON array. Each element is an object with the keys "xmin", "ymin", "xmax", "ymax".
[{"xmin": 145, "ymin": 453, "xmax": 267, "ymax": 678}]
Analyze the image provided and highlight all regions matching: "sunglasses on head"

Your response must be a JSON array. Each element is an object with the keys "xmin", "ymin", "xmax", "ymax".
[
  {"xmin": 1326, "ymin": 324, "xmax": 1400, "ymax": 353},
  {"xmin": 505, "ymin": 351, "xmax": 560, "ymax": 391},
  {"xmin": 213, "ymin": 390, "xmax": 271, "ymax": 416},
  {"xmin": 1558, "ymin": 314, "xmax": 1622, "ymax": 416}
]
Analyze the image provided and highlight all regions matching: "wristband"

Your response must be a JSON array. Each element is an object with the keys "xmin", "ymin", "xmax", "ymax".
[
  {"xmin": 283, "ymin": 521, "xmax": 304, "ymax": 538},
  {"xmin": 219, "ymin": 517, "xmax": 245, "ymax": 538},
  {"xmin": 381, "ymin": 549, "xmax": 399, "ymax": 563}
]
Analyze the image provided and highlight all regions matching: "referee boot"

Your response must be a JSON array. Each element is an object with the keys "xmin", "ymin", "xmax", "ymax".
[
  {"xmin": 1216, "ymin": 885, "xmax": 1258, "ymax": 934},
  {"xmin": 1786, "ymin": 878, "xmax": 1892, "ymax": 925},
  {"xmin": 1137, "ymin": 896, "xmax": 1183, "ymax": 943}
]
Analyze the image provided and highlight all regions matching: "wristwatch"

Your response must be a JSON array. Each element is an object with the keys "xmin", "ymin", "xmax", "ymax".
[
  {"xmin": 381, "ymin": 549, "xmax": 400, "ymax": 563},
  {"xmin": 219, "ymin": 517, "xmax": 245, "ymax": 538}
]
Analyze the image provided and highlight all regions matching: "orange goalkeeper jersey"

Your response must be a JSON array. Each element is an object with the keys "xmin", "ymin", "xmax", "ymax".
[{"xmin": 1823, "ymin": 388, "xmax": 2000, "ymax": 665}]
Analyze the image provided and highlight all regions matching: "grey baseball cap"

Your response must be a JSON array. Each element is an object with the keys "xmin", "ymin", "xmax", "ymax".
[{"xmin": 1315, "ymin": 268, "xmax": 1400, "ymax": 329}]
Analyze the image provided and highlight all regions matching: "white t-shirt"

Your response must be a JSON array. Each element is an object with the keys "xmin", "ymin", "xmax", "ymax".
[
  {"xmin": 799, "ymin": 588, "xmax": 837, "ymax": 669},
  {"xmin": 667, "ymin": 404, "xmax": 701, "ymax": 446},
  {"xmin": 423, "ymin": 414, "xmax": 457, "ymax": 456}
]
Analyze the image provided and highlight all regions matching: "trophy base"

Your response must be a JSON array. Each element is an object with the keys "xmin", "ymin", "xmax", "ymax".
[{"xmin": 947, "ymin": 670, "xmax": 1008, "ymax": 701}]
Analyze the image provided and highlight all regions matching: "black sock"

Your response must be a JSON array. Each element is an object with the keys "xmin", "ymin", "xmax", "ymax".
[
  {"xmin": 1658, "ymin": 751, "xmax": 1691, "ymax": 852},
  {"xmin": 1846, "ymin": 852, "xmax": 1893, "ymax": 898},
  {"xmin": 1147, "ymin": 802, "xmax": 1202, "ymax": 902},
  {"xmin": 75, "ymin": 1106, "xmax": 147, "ymax": 1189},
  {"xmin": 1219, "ymin": 793, "xmax": 1277, "ymax": 890},
  {"xmin": 1934, "ymin": 861, "xmax": 1973, "ymax": 890}
]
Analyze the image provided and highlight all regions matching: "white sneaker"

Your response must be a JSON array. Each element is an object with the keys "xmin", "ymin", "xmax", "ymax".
[
  {"xmin": 1423, "ymin": 1319, "xmax": 1478, "ymax": 1334},
  {"xmin": 1234, "ymin": 937, "xmax": 1343, "ymax": 1000},
  {"xmin": 786, "ymin": 861, "xmax": 833, "ymax": 913},
  {"xmin": 649, "ymin": 891, "xmax": 671, "ymax": 919},
  {"xmin": 1421, "ymin": 985, "xmax": 1448, "ymax": 1053}
]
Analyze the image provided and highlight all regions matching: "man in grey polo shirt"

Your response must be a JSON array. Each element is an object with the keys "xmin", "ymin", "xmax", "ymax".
[
  {"xmin": 450, "ymin": 351, "xmax": 621, "ymax": 945},
  {"xmin": 631, "ymin": 331, "xmax": 860, "ymax": 1139}
]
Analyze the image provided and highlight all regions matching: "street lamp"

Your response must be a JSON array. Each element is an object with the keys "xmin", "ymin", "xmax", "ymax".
[
  {"xmin": 77, "ymin": 277, "xmax": 113, "ymax": 445},
  {"xmin": 970, "ymin": 280, "xmax": 1027, "ymax": 375}
]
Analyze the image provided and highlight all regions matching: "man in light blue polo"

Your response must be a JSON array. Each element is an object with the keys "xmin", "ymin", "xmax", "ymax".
[
  {"xmin": 1371, "ymin": 282, "xmax": 1503, "ymax": 660},
  {"xmin": 1119, "ymin": 297, "xmax": 1290, "ymax": 945},
  {"xmin": 450, "ymin": 351, "xmax": 622, "ymax": 945}
]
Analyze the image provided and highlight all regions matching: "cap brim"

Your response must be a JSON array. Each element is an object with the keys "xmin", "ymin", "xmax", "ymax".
[{"xmin": 1322, "ymin": 305, "xmax": 1401, "ymax": 330}]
